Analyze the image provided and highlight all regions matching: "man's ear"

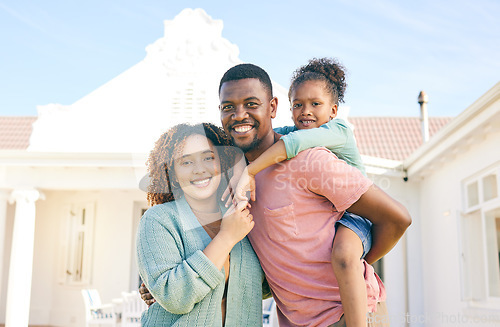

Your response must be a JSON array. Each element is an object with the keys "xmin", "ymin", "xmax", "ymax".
[
  {"xmin": 330, "ymin": 104, "xmax": 338, "ymax": 119},
  {"xmin": 270, "ymin": 97, "xmax": 278, "ymax": 119}
]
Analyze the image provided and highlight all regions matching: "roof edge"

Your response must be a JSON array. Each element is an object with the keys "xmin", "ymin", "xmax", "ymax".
[
  {"xmin": 404, "ymin": 81, "xmax": 500, "ymax": 176},
  {"xmin": 0, "ymin": 150, "xmax": 148, "ymax": 168}
]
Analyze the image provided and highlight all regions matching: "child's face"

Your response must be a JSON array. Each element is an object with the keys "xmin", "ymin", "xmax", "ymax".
[{"xmin": 290, "ymin": 80, "xmax": 338, "ymax": 129}]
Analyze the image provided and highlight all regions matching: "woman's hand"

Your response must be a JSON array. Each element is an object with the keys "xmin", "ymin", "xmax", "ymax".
[
  {"xmin": 217, "ymin": 201, "xmax": 254, "ymax": 247},
  {"xmin": 203, "ymin": 201, "xmax": 254, "ymax": 270}
]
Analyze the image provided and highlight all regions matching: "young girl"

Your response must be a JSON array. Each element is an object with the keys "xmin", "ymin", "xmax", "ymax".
[{"xmin": 227, "ymin": 58, "xmax": 375, "ymax": 327}]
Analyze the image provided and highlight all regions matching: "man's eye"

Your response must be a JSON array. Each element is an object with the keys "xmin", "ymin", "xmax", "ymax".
[
  {"xmin": 221, "ymin": 105, "xmax": 234, "ymax": 111},
  {"xmin": 312, "ymin": 102, "xmax": 320, "ymax": 106},
  {"xmin": 246, "ymin": 102, "xmax": 258, "ymax": 109}
]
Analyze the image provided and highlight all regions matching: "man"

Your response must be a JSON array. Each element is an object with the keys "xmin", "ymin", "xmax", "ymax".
[{"xmin": 218, "ymin": 63, "xmax": 411, "ymax": 327}]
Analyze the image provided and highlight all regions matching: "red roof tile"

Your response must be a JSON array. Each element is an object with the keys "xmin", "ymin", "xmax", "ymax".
[
  {"xmin": 349, "ymin": 117, "xmax": 453, "ymax": 161},
  {"xmin": 0, "ymin": 116, "xmax": 37, "ymax": 150}
]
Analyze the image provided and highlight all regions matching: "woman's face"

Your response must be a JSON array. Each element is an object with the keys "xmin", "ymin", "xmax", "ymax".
[{"xmin": 173, "ymin": 134, "xmax": 222, "ymax": 205}]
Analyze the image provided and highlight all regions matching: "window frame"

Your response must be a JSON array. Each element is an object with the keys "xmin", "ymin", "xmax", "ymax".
[
  {"xmin": 460, "ymin": 165, "xmax": 500, "ymax": 309},
  {"xmin": 58, "ymin": 202, "xmax": 96, "ymax": 286}
]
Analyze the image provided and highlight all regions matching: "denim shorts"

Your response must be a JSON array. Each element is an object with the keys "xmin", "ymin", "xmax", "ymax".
[{"xmin": 335, "ymin": 211, "xmax": 372, "ymax": 258}]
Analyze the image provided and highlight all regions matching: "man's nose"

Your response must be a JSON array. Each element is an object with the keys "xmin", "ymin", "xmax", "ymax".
[{"xmin": 233, "ymin": 105, "xmax": 249, "ymax": 120}]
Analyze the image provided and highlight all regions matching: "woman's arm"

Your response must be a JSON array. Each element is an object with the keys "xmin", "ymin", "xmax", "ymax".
[
  {"xmin": 203, "ymin": 201, "xmax": 254, "ymax": 268},
  {"xmin": 137, "ymin": 203, "xmax": 254, "ymax": 313},
  {"xmin": 137, "ymin": 215, "xmax": 221, "ymax": 314}
]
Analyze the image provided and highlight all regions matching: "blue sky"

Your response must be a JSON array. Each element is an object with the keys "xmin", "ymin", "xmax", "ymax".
[{"xmin": 1, "ymin": 0, "xmax": 499, "ymax": 117}]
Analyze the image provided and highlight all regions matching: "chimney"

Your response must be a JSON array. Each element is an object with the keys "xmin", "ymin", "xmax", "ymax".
[{"xmin": 418, "ymin": 91, "xmax": 429, "ymax": 143}]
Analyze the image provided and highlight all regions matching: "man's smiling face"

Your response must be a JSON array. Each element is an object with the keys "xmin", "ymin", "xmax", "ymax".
[{"xmin": 219, "ymin": 78, "xmax": 276, "ymax": 154}]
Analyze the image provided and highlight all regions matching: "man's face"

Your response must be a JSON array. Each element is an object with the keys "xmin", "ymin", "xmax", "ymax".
[{"xmin": 219, "ymin": 78, "xmax": 277, "ymax": 153}]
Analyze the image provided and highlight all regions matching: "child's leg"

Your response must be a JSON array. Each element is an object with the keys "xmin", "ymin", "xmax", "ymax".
[{"xmin": 331, "ymin": 224, "xmax": 367, "ymax": 327}]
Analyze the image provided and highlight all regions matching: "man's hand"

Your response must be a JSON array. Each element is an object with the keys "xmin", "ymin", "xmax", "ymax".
[
  {"xmin": 139, "ymin": 282, "xmax": 156, "ymax": 307},
  {"xmin": 347, "ymin": 185, "xmax": 412, "ymax": 264}
]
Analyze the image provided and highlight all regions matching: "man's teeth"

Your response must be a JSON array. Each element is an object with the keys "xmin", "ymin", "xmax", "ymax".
[
  {"xmin": 192, "ymin": 178, "xmax": 210, "ymax": 185},
  {"xmin": 234, "ymin": 125, "xmax": 252, "ymax": 133}
]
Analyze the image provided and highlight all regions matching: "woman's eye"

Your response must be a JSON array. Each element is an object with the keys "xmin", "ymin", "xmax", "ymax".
[
  {"xmin": 181, "ymin": 160, "xmax": 193, "ymax": 166},
  {"xmin": 312, "ymin": 102, "xmax": 320, "ymax": 106},
  {"xmin": 292, "ymin": 103, "xmax": 302, "ymax": 109},
  {"xmin": 204, "ymin": 156, "xmax": 215, "ymax": 161}
]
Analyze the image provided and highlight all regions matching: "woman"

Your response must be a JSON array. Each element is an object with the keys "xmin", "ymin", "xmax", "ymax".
[{"xmin": 136, "ymin": 123, "xmax": 266, "ymax": 326}]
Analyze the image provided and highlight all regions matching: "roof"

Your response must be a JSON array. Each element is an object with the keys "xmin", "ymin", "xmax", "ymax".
[
  {"xmin": 349, "ymin": 117, "xmax": 453, "ymax": 161},
  {"xmin": 0, "ymin": 116, "xmax": 37, "ymax": 150},
  {"xmin": 404, "ymin": 81, "xmax": 500, "ymax": 176},
  {"xmin": 0, "ymin": 115, "xmax": 453, "ymax": 161}
]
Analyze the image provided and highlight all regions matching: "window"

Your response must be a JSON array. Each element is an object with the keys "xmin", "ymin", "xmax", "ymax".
[
  {"xmin": 460, "ymin": 166, "xmax": 500, "ymax": 304},
  {"xmin": 59, "ymin": 202, "xmax": 95, "ymax": 285}
]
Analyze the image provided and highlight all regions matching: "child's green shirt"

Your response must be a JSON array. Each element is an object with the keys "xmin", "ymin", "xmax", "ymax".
[{"xmin": 273, "ymin": 118, "xmax": 366, "ymax": 176}]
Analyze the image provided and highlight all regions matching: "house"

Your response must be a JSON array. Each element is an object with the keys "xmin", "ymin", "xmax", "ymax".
[{"xmin": 1, "ymin": 8, "xmax": 499, "ymax": 327}]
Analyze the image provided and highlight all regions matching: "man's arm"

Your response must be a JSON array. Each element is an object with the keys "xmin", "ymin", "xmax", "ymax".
[{"xmin": 347, "ymin": 185, "xmax": 412, "ymax": 264}]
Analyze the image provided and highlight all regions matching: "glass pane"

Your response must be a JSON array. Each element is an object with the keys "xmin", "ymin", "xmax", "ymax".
[
  {"xmin": 485, "ymin": 209, "xmax": 500, "ymax": 297},
  {"xmin": 467, "ymin": 182, "xmax": 479, "ymax": 208},
  {"xmin": 461, "ymin": 211, "xmax": 486, "ymax": 300},
  {"xmin": 483, "ymin": 174, "xmax": 498, "ymax": 202}
]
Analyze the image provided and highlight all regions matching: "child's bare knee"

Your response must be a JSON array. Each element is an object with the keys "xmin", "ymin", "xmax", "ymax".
[{"xmin": 331, "ymin": 244, "xmax": 362, "ymax": 272}]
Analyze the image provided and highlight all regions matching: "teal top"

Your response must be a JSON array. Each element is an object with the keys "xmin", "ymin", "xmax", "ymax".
[
  {"xmin": 136, "ymin": 198, "xmax": 265, "ymax": 326},
  {"xmin": 274, "ymin": 118, "xmax": 366, "ymax": 176}
]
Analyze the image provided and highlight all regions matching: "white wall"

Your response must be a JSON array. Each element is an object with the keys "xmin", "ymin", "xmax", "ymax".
[
  {"xmin": 371, "ymin": 174, "xmax": 423, "ymax": 327},
  {"xmin": 417, "ymin": 128, "xmax": 500, "ymax": 326},
  {"xmin": 28, "ymin": 189, "xmax": 146, "ymax": 327}
]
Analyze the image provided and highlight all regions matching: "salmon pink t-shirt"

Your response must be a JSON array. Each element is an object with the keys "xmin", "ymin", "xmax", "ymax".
[{"xmin": 248, "ymin": 147, "xmax": 386, "ymax": 327}]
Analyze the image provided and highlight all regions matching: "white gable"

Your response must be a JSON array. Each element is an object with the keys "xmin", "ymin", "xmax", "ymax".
[{"xmin": 28, "ymin": 8, "xmax": 290, "ymax": 153}]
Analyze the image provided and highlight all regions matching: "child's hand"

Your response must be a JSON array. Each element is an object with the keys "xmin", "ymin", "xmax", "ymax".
[
  {"xmin": 222, "ymin": 167, "xmax": 256, "ymax": 207},
  {"xmin": 234, "ymin": 167, "xmax": 256, "ymax": 203}
]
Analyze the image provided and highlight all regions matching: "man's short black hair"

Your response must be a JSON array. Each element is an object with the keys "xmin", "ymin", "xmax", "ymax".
[{"xmin": 218, "ymin": 63, "xmax": 273, "ymax": 98}]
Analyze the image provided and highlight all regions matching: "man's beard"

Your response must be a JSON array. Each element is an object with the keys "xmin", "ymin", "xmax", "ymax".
[
  {"xmin": 228, "ymin": 120, "xmax": 261, "ymax": 153},
  {"xmin": 234, "ymin": 135, "xmax": 261, "ymax": 153}
]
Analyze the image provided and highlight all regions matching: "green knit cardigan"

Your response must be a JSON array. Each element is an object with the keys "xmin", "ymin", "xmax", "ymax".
[{"xmin": 136, "ymin": 198, "xmax": 266, "ymax": 326}]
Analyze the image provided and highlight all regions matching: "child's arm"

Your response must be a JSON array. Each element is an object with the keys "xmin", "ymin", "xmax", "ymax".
[
  {"xmin": 224, "ymin": 140, "xmax": 287, "ymax": 204},
  {"xmin": 281, "ymin": 119, "xmax": 350, "ymax": 160},
  {"xmin": 227, "ymin": 120, "xmax": 358, "ymax": 204}
]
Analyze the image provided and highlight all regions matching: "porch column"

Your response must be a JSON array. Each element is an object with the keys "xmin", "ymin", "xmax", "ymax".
[
  {"xmin": 5, "ymin": 189, "xmax": 41, "ymax": 327},
  {"xmin": 0, "ymin": 189, "xmax": 10, "ymax": 298}
]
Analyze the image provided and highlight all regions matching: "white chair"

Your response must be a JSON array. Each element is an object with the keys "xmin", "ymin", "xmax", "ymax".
[
  {"xmin": 262, "ymin": 298, "xmax": 278, "ymax": 327},
  {"xmin": 81, "ymin": 289, "xmax": 120, "ymax": 327},
  {"xmin": 121, "ymin": 291, "xmax": 147, "ymax": 327}
]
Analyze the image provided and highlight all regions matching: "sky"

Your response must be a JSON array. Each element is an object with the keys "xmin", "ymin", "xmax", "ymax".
[{"xmin": 0, "ymin": 0, "xmax": 499, "ymax": 118}]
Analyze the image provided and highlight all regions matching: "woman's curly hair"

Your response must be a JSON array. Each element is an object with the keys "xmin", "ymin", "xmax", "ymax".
[
  {"xmin": 288, "ymin": 57, "xmax": 347, "ymax": 104},
  {"xmin": 146, "ymin": 123, "xmax": 234, "ymax": 206}
]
